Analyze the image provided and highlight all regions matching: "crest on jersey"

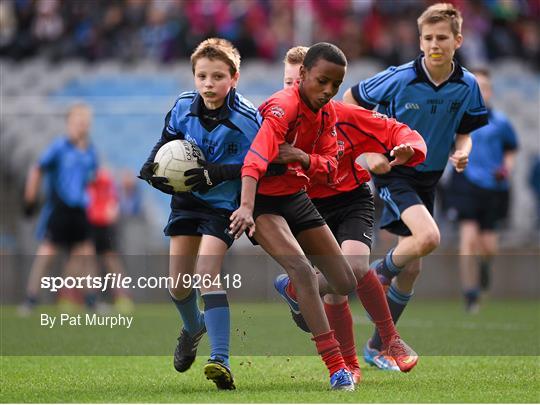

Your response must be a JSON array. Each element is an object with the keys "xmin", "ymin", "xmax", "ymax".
[
  {"xmin": 337, "ymin": 140, "xmax": 345, "ymax": 159},
  {"xmin": 448, "ymin": 100, "xmax": 462, "ymax": 113},
  {"xmin": 271, "ymin": 106, "xmax": 285, "ymax": 118}
]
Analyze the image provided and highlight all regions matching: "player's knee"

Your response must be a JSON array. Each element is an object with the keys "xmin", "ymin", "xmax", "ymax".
[{"xmin": 417, "ymin": 229, "xmax": 440, "ymax": 256}]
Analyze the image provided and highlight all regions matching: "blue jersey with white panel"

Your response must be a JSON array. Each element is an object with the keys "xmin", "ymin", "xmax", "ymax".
[
  {"xmin": 147, "ymin": 89, "xmax": 261, "ymax": 212},
  {"xmin": 351, "ymin": 55, "xmax": 488, "ymax": 174},
  {"xmin": 464, "ymin": 109, "xmax": 518, "ymax": 191}
]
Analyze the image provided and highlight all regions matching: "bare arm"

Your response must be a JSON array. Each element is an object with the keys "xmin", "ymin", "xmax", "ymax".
[
  {"xmin": 503, "ymin": 150, "xmax": 517, "ymax": 174},
  {"xmin": 229, "ymin": 176, "xmax": 258, "ymax": 239},
  {"xmin": 450, "ymin": 133, "xmax": 472, "ymax": 173},
  {"xmin": 24, "ymin": 165, "xmax": 42, "ymax": 204}
]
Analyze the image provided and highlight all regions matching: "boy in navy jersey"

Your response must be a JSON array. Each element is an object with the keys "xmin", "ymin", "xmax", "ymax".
[
  {"xmin": 139, "ymin": 38, "xmax": 261, "ymax": 390},
  {"xmin": 447, "ymin": 68, "xmax": 518, "ymax": 313},
  {"xmin": 19, "ymin": 103, "xmax": 99, "ymax": 315},
  {"xmin": 343, "ymin": 3, "xmax": 488, "ymax": 369}
]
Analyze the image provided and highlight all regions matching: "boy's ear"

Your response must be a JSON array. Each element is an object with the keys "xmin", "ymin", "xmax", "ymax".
[
  {"xmin": 231, "ymin": 71, "xmax": 240, "ymax": 87},
  {"xmin": 454, "ymin": 33, "xmax": 464, "ymax": 50},
  {"xmin": 299, "ymin": 65, "xmax": 307, "ymax": 81}
]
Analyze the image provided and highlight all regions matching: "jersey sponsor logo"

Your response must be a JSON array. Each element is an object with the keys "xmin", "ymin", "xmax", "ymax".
[
  {"xmin": 270, "ymin": 106, "xmax": 285, "ymax": 118},
  {"xmin": 405, "ymin": 103, "xmax": 420, "ymax": 110},
  {"xmin": 185, "ymin": 133, "xmax": 196, "ymax": 144},
  {"xmin": 337, "ymin": 140, "xmax": 345, "ymax": 159}
]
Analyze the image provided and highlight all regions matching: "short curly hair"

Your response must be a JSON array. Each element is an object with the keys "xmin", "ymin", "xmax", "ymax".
[{"xmin": 284, "ymin": 46, "xmax": 309, "ymax": 65}]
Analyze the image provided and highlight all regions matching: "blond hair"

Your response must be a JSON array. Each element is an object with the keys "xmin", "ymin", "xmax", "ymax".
[
  {"xmin": 417, "ymin": 3, "xmax": 463, "ymax": 36},
  {"xmin": 66, "ymin": 102, "xmax": 92, "ymax": 120},
  {"xmin": 190, "ymin": 38, "xmax": 241, "ymax": 76},
  {"xmin": 284, "ymin": 46, "xmax": 309, "ymax": 65}
]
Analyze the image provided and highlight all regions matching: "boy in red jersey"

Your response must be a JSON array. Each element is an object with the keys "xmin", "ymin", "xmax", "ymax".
[
  {"xmin": 276, "ymin": 47, "xmax": 425, "ymax": 379},
  {"xmin": 229, "ymin": 42, "xmax": 357, "ymax": 391}
]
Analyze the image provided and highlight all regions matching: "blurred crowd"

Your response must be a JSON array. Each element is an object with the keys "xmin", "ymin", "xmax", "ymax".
[{"xmin": 0, "ymin": 0, "xmax": 538, "ymax": 69}]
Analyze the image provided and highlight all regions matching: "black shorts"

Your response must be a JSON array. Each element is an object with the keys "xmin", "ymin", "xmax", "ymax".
[
  {"xmin": 253, "ymin": 191, "xmax": 326, "ymax": 236},
  {"xmin": 91, "ymin": 225, "xmax": 117, "ymax": 254},
  {"xmin": 447, "ymin": 172, "xmax": 509, "ymax": 231},
  {"xmin": 165, "ymin": 194, "xmax": 234, "ymax": 248},
  {"xmin": 373, "ymin": 168, "xmax": 442, "ymax": 236},
  {"xmin": 44, "ymin": 203, "xmax": 91, "ymax": 248},
  {"xmin": 312, "ymin": 183, "xmax": 375, "ymax": 248}
]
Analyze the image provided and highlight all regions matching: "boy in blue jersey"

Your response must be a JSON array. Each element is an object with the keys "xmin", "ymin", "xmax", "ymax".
[
  {"xmin": 19, "ymin": 103, "xmax": 99, "ymax": 315},
  {"xmin": 343, "ymin": 3, "xmax": 488, "ymax": 369},
  {"xmin": 447, "ymin": 68, "xmax": 518, "ymax": 313},
  {"xmin": 138, "ymin": 38, "xmax": 262, "ymax": 390}
]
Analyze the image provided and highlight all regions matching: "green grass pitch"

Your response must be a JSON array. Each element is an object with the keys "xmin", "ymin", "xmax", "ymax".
[{"xmin": 1, "ymin": 300, "xmax": 539, "ymax": 403}]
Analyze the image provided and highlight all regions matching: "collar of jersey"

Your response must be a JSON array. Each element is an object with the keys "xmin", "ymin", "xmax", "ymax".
[
  {"xmin": 411, "ymin": 54, "xmax": 465, "ymax": 90},
  {"xmin": 189, "ymin": 88, "xmax": 236, "ymax": 121}
]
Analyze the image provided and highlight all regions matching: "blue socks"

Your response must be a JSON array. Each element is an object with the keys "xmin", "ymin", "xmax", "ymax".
[
  {"xmin": 370, "ymin": 284, "xmax": 413, "ymax": 351},
  {"xmin": 170, "ymin": 289, "xmax": 204, "ymax": 335},
  {"xmin": 202, "ymin": 291, "xmax": 230, "ymax": 367},
  {"xmin": 376, "ymin": 248, "xmax": 404, "ymax": 281}
]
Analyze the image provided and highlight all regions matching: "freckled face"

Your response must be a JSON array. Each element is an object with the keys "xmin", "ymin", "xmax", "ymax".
[{"xmin": 283, "ymin": 62, "xmax": 301, "ymax": 89}]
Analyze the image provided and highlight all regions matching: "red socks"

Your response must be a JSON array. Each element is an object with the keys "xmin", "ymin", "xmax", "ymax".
[
  {"xmin": 312, "ymin": 330, "xmax": 347, "ymax": 376},
  {"xmin": 356, "ymin": 270, "xmax": 397, "ymax": 347},
  {"xmin": 324, "ymin": 301, "xmax": 358, "ymax": 369}
]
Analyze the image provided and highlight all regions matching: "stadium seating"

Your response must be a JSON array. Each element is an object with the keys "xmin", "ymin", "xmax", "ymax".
[{"xmin": 1, "ymin": 57, "xmax": 538, "ymax": 254}]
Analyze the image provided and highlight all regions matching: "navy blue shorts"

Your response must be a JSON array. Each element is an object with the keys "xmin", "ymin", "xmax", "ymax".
[
  {"xmin": 447, "ymin": 172, "xmax": 509, "ymax": 231},
  {"xmin": 164, "ymin": 194, "xmax": 234, "ymax": 248},
  {"xmin": 43, "ymin": 202, "xmax": 91, "ymax": 248},
  {"xmin": 312, "ymin": 183, "xmax": 375, "ymax": 249},
  {"xmin": 373, "ymin": 168, "xmax": 442, "ymax": 236}
]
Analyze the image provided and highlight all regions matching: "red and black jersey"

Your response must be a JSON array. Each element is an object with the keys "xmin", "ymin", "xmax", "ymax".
[
  {"xmin": 242, "ymin": 85, "xmax": 338, "ymax": 196},
  {"xmin": 308, "ymin": 102, "xmax": 427, "ymax": 199}
]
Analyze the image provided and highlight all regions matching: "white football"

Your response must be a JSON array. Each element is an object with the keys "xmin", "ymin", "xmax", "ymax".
[{"xmin": 153, "ymin": 140, "xmax": 205, "ymax": 192}]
